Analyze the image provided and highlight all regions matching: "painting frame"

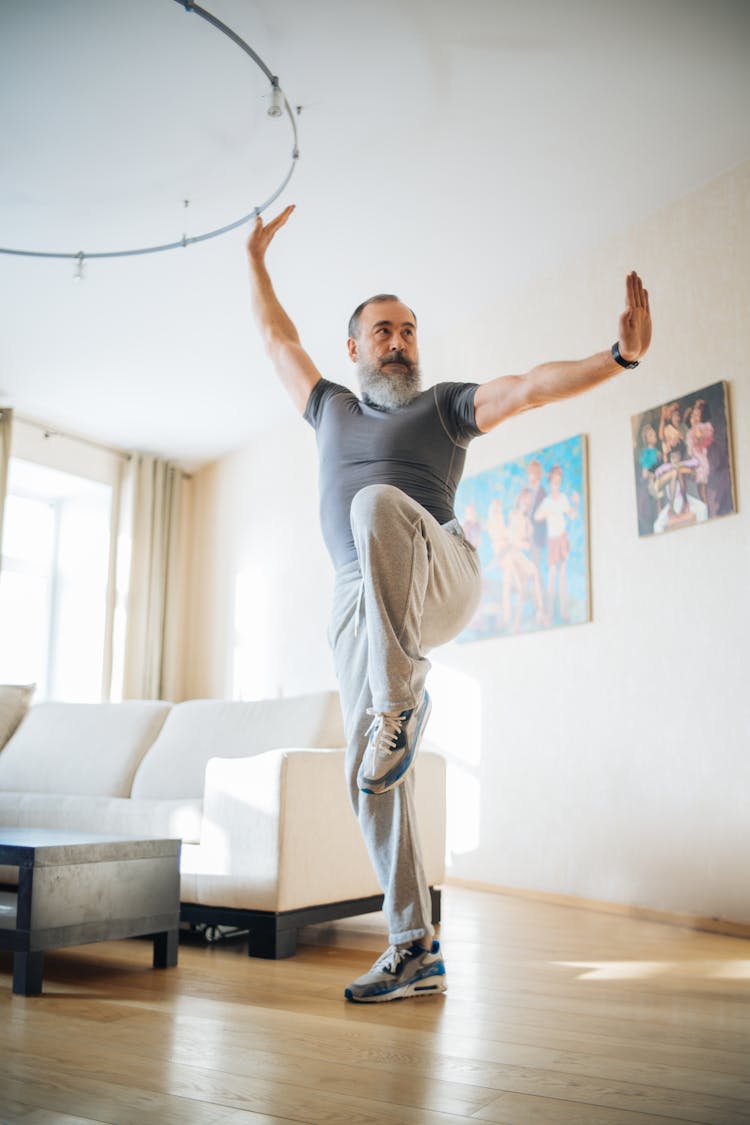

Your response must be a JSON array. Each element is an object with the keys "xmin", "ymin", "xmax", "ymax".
[{"xmin": 631, "ymin": 380, "xmax": 736, "ymax": 538}]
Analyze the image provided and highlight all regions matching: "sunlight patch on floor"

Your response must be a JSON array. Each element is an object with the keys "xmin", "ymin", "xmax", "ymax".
[{"xmin": 554, "ymin": 959, "xmax": 750, "ymax": 981}]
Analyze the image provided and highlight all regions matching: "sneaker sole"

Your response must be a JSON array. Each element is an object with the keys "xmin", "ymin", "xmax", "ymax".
[
  {"xmin": 345, "ymin": 976, "xmax": 447, "ymax": 1003},
  {"xmin": 359, "ymin": 693, "xmax": 432, "ymax": 795}
]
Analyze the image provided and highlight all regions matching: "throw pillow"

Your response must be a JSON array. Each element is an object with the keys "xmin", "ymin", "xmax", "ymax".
[{"xmin": 0, "ymin": 683, "xmax": 35, "ymax": 750}]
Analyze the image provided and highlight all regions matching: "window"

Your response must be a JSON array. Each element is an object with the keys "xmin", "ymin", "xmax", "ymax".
[{"xmin": 0, "ymin": 458, "xmax": 113, "ymax": 701}]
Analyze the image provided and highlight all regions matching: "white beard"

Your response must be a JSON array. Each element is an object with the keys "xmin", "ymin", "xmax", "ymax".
[{"xmin": 357, "ymin": 357, "xmax": 422, "ymax": 411}]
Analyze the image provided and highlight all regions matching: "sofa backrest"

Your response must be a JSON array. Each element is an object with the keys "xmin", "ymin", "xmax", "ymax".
[
  {"xmin": 130, "ymin": 692, "xmax": 346, "ymax": 799},
  {"xmin": 0, "ymin": 701, "xmax": 172, "ymax": 798}
]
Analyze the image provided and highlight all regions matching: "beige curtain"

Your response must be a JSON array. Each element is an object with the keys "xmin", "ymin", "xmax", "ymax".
[
  {"xmin": 119, "ymin": 454, "xmax": 184, "ymax": 700},
  {"xmin": 0, "ymin": 408, "xmax": 12, "ymax": 567}
]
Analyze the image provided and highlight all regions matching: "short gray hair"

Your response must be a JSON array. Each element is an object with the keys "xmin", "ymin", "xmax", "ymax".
[{"xmin": 348, "ymin": 294, "xmax": 417, "ymax": 339}]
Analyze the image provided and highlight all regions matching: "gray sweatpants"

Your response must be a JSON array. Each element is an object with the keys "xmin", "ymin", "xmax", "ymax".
[{"xmin": 328, "ymin": 484, "xmax": 482, "ymax": 945}]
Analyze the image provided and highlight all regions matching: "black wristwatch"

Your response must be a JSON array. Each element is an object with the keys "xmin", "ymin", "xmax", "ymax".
[{"xmin": 612, "ymin": 342, "xmax": 639, "ymax": 369}]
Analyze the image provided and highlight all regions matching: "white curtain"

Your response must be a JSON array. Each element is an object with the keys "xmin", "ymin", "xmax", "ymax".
[
  {"xmin": 0, "ymin": 408, "xmax": 12, "ymax": 568},
  {"xmin": 118, "ymin": 454, "xmax": 184, "ymax": 700}
]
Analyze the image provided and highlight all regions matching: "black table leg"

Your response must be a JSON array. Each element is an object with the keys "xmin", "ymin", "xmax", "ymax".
[
  {"xmin": 13, "ymin": 951, "xmax": 44, "ymax": 996},
  {"xmin": 153, "ymin": 928, "xmax": 178, "ymax": 969}
]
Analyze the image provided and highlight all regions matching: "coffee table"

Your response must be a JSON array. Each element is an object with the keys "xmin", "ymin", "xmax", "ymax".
[{"xmin": 0, "ymin": 828, "xmax": 181, "ymax": 995}]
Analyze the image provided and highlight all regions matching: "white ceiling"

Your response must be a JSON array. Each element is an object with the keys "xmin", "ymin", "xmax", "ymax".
[{"xmin": 2, "ymin": 0, "xmax": 749, "ymax": 470}]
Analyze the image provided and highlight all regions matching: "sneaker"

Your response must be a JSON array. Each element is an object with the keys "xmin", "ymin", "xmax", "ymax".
[
  {"xmin": 357, "ymin": 691, "xmax": 432, "ymax": 795},
  {"xmin": 344, "ymin": 940, "xmax": 447, "ymax": 1002}
]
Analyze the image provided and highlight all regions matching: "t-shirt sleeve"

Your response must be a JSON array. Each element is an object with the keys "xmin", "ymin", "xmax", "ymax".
[
  {"xmin": 304, "ymin": 378, "xmax": 344, "ymax": 428},
  {"xmin": 435, "ymin": 382, "xmax": 482, "ymax": 445}
]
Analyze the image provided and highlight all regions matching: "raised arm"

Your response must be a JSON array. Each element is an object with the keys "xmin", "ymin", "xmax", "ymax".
[
  {"xmin": 473, "ymin": 272, "xmax": 652, "ymax": 433},
  {"xmin": 246, "ymin": 205, "xmax": 322, "ymax": 413}
]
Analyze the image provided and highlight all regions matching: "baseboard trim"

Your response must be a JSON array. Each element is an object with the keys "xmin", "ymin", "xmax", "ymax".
[{"xmin": 445, "ymin": 877, "xmax": 750, "ymax": 941}]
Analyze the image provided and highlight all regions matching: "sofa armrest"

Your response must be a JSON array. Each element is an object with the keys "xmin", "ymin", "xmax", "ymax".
[{"xmin": 192, "ymin": 747, "xmax": 446, "ymax": 913}]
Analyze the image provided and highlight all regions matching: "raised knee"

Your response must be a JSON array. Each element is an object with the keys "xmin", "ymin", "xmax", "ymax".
[{"xmin": 350, "ymin": 484, "xmax": 406, "ymax": 529}]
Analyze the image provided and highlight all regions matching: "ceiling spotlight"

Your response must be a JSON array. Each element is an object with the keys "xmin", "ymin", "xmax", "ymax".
[{"xmin": 267, "ymin": 77, "xmax": 284, "ymax": 117}]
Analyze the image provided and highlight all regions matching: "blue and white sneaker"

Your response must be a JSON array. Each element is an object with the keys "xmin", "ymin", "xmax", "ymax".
[
  {"xmin": 344, "ymin": 940, "xmax": 447, "ymax": 1002},
  {"xmin": 357, "ymin": 691, "xmax": 432, "ymax": 795}
]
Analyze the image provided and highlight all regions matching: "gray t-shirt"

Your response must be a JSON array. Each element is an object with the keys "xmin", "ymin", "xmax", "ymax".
[{"xmin": 304, "ymin": 378, "xmax": 482, "ymax": 568}]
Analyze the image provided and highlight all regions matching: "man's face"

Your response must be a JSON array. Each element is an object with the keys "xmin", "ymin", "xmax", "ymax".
[{"xmin": 347, "ymin": 299, "xmax": 421, "ymax": 410}]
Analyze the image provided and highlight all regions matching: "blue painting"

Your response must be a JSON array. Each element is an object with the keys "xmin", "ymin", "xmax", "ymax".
[{"xmin": 456, "ymin": 435, "xmax": 590, "ymax": 641}]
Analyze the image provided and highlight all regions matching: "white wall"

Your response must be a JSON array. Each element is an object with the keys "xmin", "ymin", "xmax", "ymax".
[
  {"xmin": 184, "ymin": 161, "xmax": 750, "ymax": 923},
  {"xmin": 183, "ymin": 419, "xmax": 335, "ymax": 703}
]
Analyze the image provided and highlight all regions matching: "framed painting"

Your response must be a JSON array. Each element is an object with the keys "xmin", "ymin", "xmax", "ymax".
[
  {"xmin": 631, "ymin": 380, "xmax": 736, "ymax": 537},
  {"xmin": 456, "ymin": 434, "xmax": 590, "ymax": 641}
]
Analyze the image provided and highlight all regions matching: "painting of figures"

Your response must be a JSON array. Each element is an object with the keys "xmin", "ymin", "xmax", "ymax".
[
  {"xmin": 456, "ymin": 435, "xmax": 589, "ymax": 641},
  {"xmin": 631, "ymin": 381, "xmax": 736, "ymax": 537}
]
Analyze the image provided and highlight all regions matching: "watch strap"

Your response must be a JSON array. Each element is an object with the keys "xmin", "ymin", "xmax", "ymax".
[{"xmin": 612, "ymin": 342, "xmax": 639, "ymax": 369}]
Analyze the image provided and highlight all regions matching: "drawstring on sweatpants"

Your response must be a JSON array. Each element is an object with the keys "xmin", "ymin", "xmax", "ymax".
[{"xmin": 354, "ymin": 578, "xmax": 365, "ymax": 637}]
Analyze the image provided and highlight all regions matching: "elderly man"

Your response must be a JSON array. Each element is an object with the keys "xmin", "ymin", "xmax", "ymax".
[{"xmin": 246, "ymin": 204, "xmax": 651, "ymax": 1002}]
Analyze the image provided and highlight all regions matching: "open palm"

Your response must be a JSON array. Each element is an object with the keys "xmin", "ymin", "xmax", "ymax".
[
  {"xmin": 618, "ymin": 271, "xmax": 652, "ymax": 361},
  {"xmin": 247, "ymin": 204, "xmax": 295, "ymax": 264}
]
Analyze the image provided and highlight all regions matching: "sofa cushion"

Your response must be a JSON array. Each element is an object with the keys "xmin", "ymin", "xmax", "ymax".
[
  {"xmin": 0, "ymin": 684, "xmax": 35, "ymax": 750},
  {"xmin": 131, "ymin": 692, "xmax": 345, "ymax": 799},
  {"xmin": 0, "ymin": 701, "xmax": 172, "ymax": 797}
]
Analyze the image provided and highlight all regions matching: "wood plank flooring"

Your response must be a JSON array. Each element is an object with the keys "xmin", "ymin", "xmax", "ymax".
[{"xmin": 1, "ymin": 885, "xmax": 748, "ymax": 1124}]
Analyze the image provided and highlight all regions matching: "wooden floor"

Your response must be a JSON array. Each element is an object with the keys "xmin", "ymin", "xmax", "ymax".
[{"xmin": 1, "ymin": 885, "xmax": 749, "ymax": 1124}]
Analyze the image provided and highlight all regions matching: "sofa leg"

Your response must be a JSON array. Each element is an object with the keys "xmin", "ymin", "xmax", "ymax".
[
  {"xmin": 430, "ymin": 886, "xmax": 442, "ymax": 926},
  {"xmin": 248, "ymin": 917, "xmax": 297, "ymax": 959}
]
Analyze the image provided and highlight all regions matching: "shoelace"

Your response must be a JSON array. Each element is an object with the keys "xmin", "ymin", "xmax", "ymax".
[
  {"xmin": 373, "ymin": 944, "xmax": 410, "ymax": 974},
  {"xmin": 365, "ymin": 709, "xmax": 403, "ymax": 757}
]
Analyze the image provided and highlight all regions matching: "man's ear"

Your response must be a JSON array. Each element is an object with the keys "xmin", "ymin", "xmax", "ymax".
[{"xmin": 347, "ymin": 336, "xmax": 358, "ymax": 363}]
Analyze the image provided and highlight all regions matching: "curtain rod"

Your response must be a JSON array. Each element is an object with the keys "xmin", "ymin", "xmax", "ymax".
[
  {"xmin": 11, "ymin": 412, "xmax": 192, "ymax": 478},
  {"xmin": 13, "ymin": 413, "xmax": 132, "ymax": 461}
]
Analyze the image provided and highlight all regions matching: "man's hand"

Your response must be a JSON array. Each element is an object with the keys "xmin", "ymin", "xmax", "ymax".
[
  {"xmin": 247, "ymin": 204, "xmax": 295, "ymax": 266},
  {"xmin": 618, "ymin": 271, "xmax": 651, "ymax": 363}
]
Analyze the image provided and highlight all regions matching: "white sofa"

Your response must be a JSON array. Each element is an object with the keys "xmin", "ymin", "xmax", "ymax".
[{"xmin": 0, "ymin": 689, "xmax": 446, "ymax": 957}]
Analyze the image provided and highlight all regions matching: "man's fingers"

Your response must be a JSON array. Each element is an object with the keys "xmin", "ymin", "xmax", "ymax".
[
  {"xmin": 633, "ymin": 273, "xmax": 651, "ymax": 316},
  {"xmin": 251, "ymin": 204, "xmax": 295, "ymax": 237},
  {"xmin": 619, "ymin": 270, "xmax": 652, "ymax": 362},
  {"xmin": 248, "ymin": 204, "xmax": 295, "ymax": 259},
  {"xmin": 626, "ymin": 270, "xmax": 649, "ymax": 311},
  {"xmin": 267, "ymin": 204, "xmax": 296, "ymax": 233}
]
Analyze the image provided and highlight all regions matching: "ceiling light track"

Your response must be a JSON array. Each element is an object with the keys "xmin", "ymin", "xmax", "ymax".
[{"xmin": 0, "ymin": 0, "xmax": 299, "ymax": 267}]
